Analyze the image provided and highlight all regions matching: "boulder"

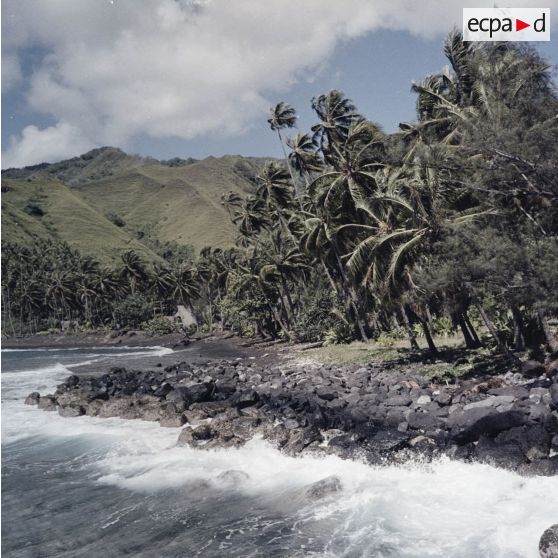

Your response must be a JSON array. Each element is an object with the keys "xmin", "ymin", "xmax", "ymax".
[
  {"xmin": 367, "ymin": 429, "xmax": 410, "ymax": 453},
  {"xmin": 159, "ymin": 412, "xmax": 186, "ymax": 428},
  {"xmin": 385, "ymin": 395, "xmax": 412, "ymax": 407},
  {"xmin": 518, "ymin": 456, "xmax": 558, "ymax": 477},
  {"xmin": 539, "ymin": 524, "xmax": 558, "ymax": 558},
  {"xmin": 263, "ymin": 424, "xmax": 291, "ymax": 448},
  {"xmin": 56, "ymin": 390, "xmax": 88, "ymax": 408},
  {"xmin": 165, "ymin": 387, "xmax": 192, "ymax": 405},
  {"xmin": 232, "ymin": 390, "xmax": 260, "ymax": 408},
  {"xmin": 37, "ymin": 395, "xmax": 57, "ymax": 411},
  {"xmin": 305, "ymin": 476, "xmax": 342, "ymax": 500},
  {"xmin": 284, "ymin": 427, "xmax": 322, "ymax": 455},
  {"xmin": 447, "ymin": 407, "xmax": 526, "ymax": 444},
  {"xmin": 98, "ymin": 398, "xmax": 133, "ymax": 418},
  {"xmin": 64, "ymin": 375, "xmax": 80, "ymax": 388},
  {"xmin": 58, "ymin": 404, "xmax": 85, "ymax": 418},
  {"xmin": 85, "ymin": 399, "xmax": 104, "ymax": 416},
  {"xmin": 550, "ymin": 384, "xmax": 558, "ymax": 411},
  {"xmin": 177, "ymin": 428, "xmax": 194, "ymax": 447},
  {"xmin": 24, "ymin": 392, "xmax": 40, "ymax": 405},
  {"xmin": 191, "ymin": 424, "xmax": 213, "ymax": 441},
  {"xmin": 231, "ymin": 417, "xmax": 261, "ymax": 440},
  {"xmin": 137, "ymin": 403, "xmax": 162, "ymax": 421},
  {"xmin": 434, "ymin": 390, "xmax": 452, "ymax": 406},
  {"xmin": 474, "ymin": 436, "xmax": 526, "ymax": 469},
  {"xmin": 185, "ymin": 382, "xmax": 214, "ymax": 403},
  {"xmin": 214, "ymin": 470, "xmax": 250, "ymax": 487},
  {"xmin": 522, "ymin": 360, "xmax": 545, "ymax": 378},
  {"xmin": 463, "ymin": 395, "xmax": 515, "ymax": 411},
  {"xmin": 407, "ymin": 411, "xmax": 445, "ymax": 432}
]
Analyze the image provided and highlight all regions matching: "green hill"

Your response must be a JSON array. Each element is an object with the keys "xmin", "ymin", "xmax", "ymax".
[{"xmin": 1, "ymin": 147, "xmax": 268, "ymax": 263}]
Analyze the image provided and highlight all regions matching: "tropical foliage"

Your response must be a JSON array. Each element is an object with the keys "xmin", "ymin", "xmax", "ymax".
[{"xmin": 2, "ymin": 34, "xmax": 557, "ymax": 359}]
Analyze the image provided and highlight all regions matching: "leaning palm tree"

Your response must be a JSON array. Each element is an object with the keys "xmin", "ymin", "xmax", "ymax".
[
  {"xmin": 120, "ymin": 250, "xmax": 148, "ymax": 294},
  {"xmin": 286, "ymin": 132, "xmax": 322, "ymax": 193},
  {"xmin": 268, "ymin": 102, "xmax": 301, "ymax": 197},
  {"xmin": 169, "ymin": 264, "xmax": 200, "ymax": 307}
]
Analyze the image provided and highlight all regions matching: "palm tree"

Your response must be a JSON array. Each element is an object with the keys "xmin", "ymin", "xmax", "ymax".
[
  {"xmin": 169, "ymin": 264, "xmax": 199, "ymax": 307},
  {"xmin": 286, "ymin": 132, "xmax": 322, "ymax": 193},
  {"xmin": 120, "ymin": 250, "xmax": 148, "ymax": 294},
  {"xmin": 268, "ymin": 102, "xmax": 301, "ymax": 197}
]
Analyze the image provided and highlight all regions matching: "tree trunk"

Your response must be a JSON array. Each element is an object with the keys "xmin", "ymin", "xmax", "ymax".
[
  {"xmin": 538, "ymin": 310, "xmax": 558, "ymax": 353},
  {"xmin": 277, "ymin": 129, "xmax": 303, "ymax": 208},
  {"xmin": 476, "ymin": 303, "xmax": 520, "ymax": 365},
  {"xmin": 332, "ymin": 248, "xmax": 368, "ymax": 341},
  {"xmin": 464, "ymin": 312, "xmax": 481, "ymax": 346},
  {"xmin": 279, "ymin": 273, "xmax": 295, "ymax": 317},
  {"xmin": 262, "ymin": 291, "xmax": 294, "ymax": 341},
  {"xmin": 320, "ymin": 258, "xmax": 340, "ymax": 296},
  {"xmin": 400, "ymin": 305, "xmax": 419, "ymax": 351},
  {"xmin": 510, "ymin": 305, "xmax": 526, "ymax": 352},
  {"xmin": 458, "ymin": 314, "xmax": 478, "ymax": 349},
  {"xmin": 421, "ymin": 320, "xmax": 438, "ymax": 354},
  {"xmin": 277, "ymin": 292, "xmax": 292, "ymax": 328}
]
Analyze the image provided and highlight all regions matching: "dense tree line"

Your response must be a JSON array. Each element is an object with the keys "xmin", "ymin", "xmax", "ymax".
[
  {"xmin": 2, "ymin": 33, "xmax": 557, "ymax": 359},
  {"xmin": 217, "ymin": 33, "xmax": 558, "ymax": 358},
  {"xmin": 1, "ymin": 241, "xmax": 200, "ymax": 334}
]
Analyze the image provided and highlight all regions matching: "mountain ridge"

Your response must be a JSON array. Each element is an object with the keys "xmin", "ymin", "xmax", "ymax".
[{"xmin": 1, "ymin": 147, "xmax": 271, "ymax": 262}]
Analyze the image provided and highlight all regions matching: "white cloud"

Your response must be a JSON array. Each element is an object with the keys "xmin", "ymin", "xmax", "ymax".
[
  {"xmin": 2, "ymin": 0, "xmax": 557, "ymax": 167},
  {"xmin": 2, "ymin": 122, "xmax": 95, "ymax": 168},
  {"xmin": 1, "ymin": 53, "xmax": 22, "ymax": 92}
]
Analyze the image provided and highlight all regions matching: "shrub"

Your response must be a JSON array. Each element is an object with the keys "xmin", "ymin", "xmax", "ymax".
[
  {"xmin": 323, "ymin": 322, "xmax": 354, "ymax": 345},
  {"xmin": 141, "ymin": 316, "xmax": 180, "ymax": 336},
  {"xmin": 113, "ymin": 294, "xmax": 153, "ymax": 329},
  {"xmin": 376, "ymin": 333, "xmax": 396, "ymax": 348},
  {"xmin": 24, "ymin": 203, "xmax": 45, "ymax": 217},
  {"xmin": 107, "ymin": 212, "xmax": 126, "ymax": 227}
]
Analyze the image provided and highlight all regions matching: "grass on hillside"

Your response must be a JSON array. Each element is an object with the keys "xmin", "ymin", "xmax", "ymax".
[
  {"xmin": 2, "ymin": 154, "xmax": 264, "ymax": 261},
  {"xmin": 1, "ymin": 177, "xmax": 163, "ymax": 264}
]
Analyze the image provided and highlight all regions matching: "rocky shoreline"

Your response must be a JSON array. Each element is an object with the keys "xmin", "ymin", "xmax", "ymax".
[{"xmin": 26, "ymin": 354, "xmax": 558, "ymax": 476}]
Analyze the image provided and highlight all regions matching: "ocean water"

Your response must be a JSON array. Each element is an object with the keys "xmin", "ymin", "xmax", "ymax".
[{"xmin": 2, "ymin": 347, "xmax": 557, "ymax": 558}]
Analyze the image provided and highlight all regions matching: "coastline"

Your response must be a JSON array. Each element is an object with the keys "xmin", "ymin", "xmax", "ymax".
[
  {"xmin": 1, "ymin": 330, "xmax": 188, "ymax": 350},
  {"xmin": 23, "ymin": 337, "xmax": 558, "ymax": 477}
]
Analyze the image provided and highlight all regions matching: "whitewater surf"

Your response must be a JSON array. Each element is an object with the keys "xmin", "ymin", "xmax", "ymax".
[{"xmin": 2, "ymin": 347, "xmax": 557, "ymax": 557}]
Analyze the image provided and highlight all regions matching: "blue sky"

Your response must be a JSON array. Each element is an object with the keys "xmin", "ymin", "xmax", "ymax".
[{"xmin": 2, "ymin": 1, "xmax": 557, "ymax": 167}]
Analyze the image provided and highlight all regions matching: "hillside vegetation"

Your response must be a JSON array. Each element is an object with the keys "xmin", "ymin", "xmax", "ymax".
[
  {"xmin": 2, "ymin": 33, "xmax": 557, "ymax": 364},
  {"xmin": 2, "ymin": 148, "xmax": 266, "ymax": 262}
]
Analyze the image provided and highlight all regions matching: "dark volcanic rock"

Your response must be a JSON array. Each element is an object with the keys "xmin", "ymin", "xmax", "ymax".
[
  {"xmin": 215, "ymin": 470, "xmax": 250, "ymax": 487},
  {"xmin": 98, "ymin": 397, "xmax": 134, "ymax": 419},
  {"xmin": 367, "ymin": 429, "xmax": 410, "ymax": 453},
  {"xmin": 518, "ymin": 456, "xmax": 558, "ymax": 477},
  {"xmin": 284, "ymin": 427, "xmax": 322, "ymax": 455},
  {"xmin": 539, "ymin": 524, "xmax": 558, "ymax": 558},
  {"xmin": 58, "ymin": 404, "xmax": 85, "ymax": 418},
  {"xmin": 159, "ymin": 405, "xmax": 187, "ymax": 427},
  {"xmin": 522, "ymin": 360, "xmax": 545, "ymax": 378},
  {"xmin": 407, "ymin": 411, "xmax": 445, "ymax": 432},
  {"xmin": 31, "ymin": 352, "xmax": 556, "ymax": 475},
  {"xmin": 232, "ymin": 390, "xmax": 260, "ymax": 408},
  {"xmin": 37, "ymin": 395, "xmax": 57, "ymax": 411},
  {"xmin": 305, "ymin": 476, "xmax": 342, "ymax": 500},
  {"xmin": 24, "ymin": 392, "xmax": 40, "ymax": 405},
  {"xmin": 447, "ymin": 408, "xmax": 526, "ymax": 444},
  {"xmin": 474, "ymin": 436, "xmax": 526, "ymax": 469},
  {"xmin": 177, "ymin": 428, "xmax": 194, "ymax": 447}
]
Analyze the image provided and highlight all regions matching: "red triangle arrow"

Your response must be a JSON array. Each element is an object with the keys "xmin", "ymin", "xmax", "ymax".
[{"xmin": 516, "ymin": 18, "xmax": 530, "ymax": 31}]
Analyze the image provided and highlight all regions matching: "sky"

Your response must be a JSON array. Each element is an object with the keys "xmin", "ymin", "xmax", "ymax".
[{"xmin": 2, "ymin": 0, "xmax": 557, "ymax": 168}]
